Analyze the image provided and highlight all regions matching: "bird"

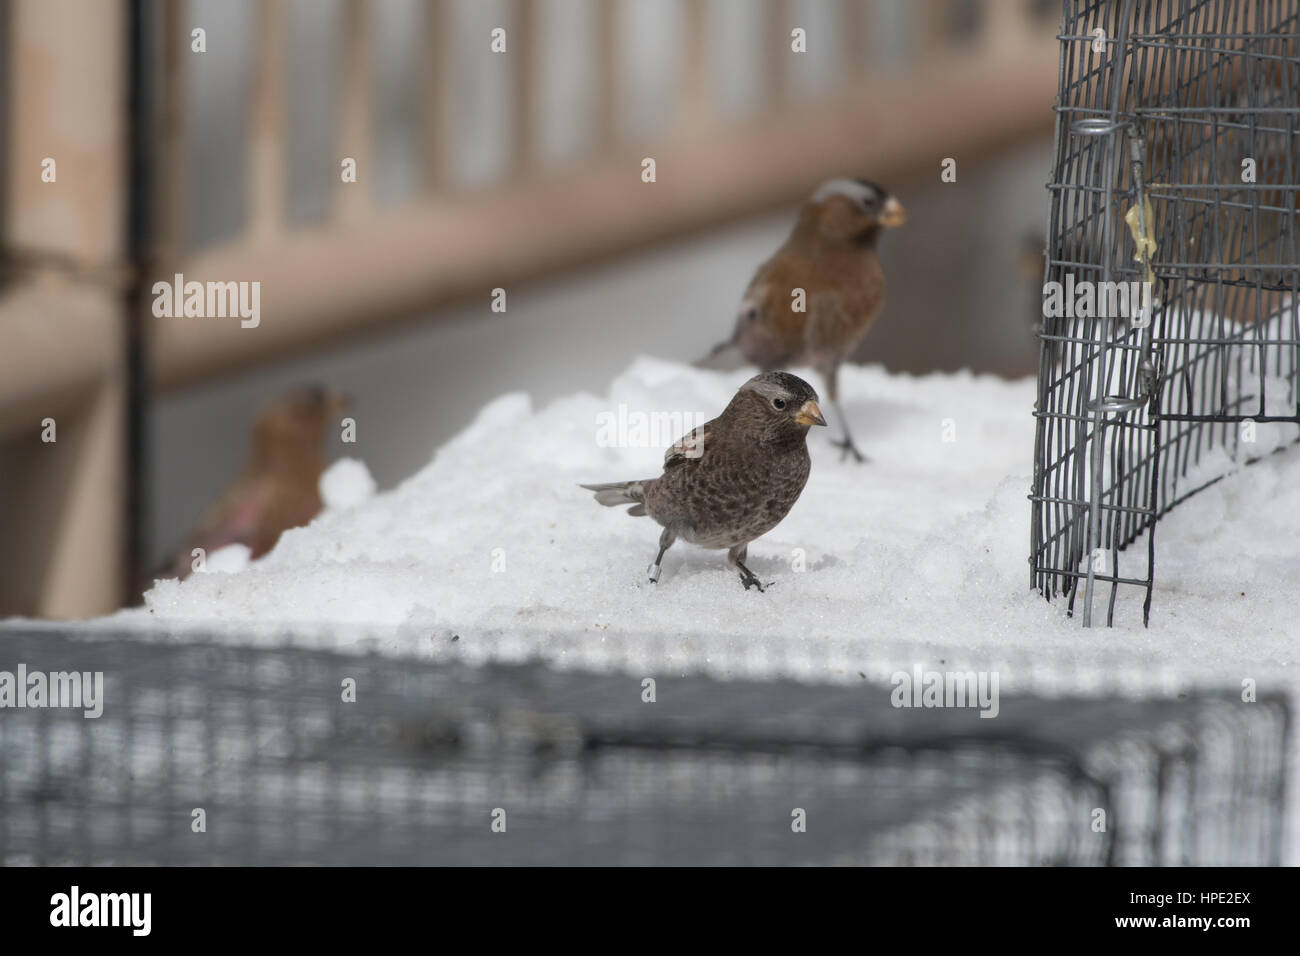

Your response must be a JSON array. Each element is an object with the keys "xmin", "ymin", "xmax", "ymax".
[
  {"xmin": 698, "ymin": 178, "xmax": 905, "ymax": 462},
  {"xmin": 170, "ymin": 385, "xmax": 346, "ymax": 579},
  {"xmin": 580, "ymin": 371, "xmax": 826, "ymax": 591}
]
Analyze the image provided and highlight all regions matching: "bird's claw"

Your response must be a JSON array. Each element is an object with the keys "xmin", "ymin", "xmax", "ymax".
[
  {"xmin": 738, "ymin": 571, "xmax": 766, "ymax": 592},
  {"xmin": 831, "ymin": 435, "xmax": 868, "ymax": 463}
]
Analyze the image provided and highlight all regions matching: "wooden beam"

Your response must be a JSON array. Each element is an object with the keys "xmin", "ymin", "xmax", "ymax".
[
  {"xmin": 0, "ymin": 0, "xmax": 128, "ymax": 618},
  {"xmin": 509, "ymin": 0, "xmax": 538, "ymax": 175},
  {"xmin": 0, "ymin": 282, "xmax": 117, "ymax": 432},
  {"xmin": 763, "ymin": 0, "xmax": 793, "ymax": 107},
  {"xmin": 594, "ymin": 0, "xmax": 619, "ymax": 152},
  {"xmin": 422, "ymin": 0, "xmax": 451, "ymax": 191},
  {"xmin": 678, "ymin": 0, "xmax": 713, "ymax": 137},
  {"xmin": 247, "ymin": 0, "xmax": 285, "ymax": 236},
  {"xmin": 335, "ymin": 0, "xmax": 372, "ymax": 220},
  {"xmin": 28, "ymin": 379, "xmax": 126, "ymax": 617},
  {"xmin": 4, "ymin": 0, "xmax": 127, "ymax": 263},
  {"xmin": 840, "ymin": 0, "xmax": 868, "ymax": 76}
]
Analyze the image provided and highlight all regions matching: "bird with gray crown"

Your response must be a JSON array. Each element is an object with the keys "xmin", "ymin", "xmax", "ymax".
[
  {"xmin": 581, "ymin": 371, "xmax": 826, "ymax": 591},
  {"xmin": 699, "ymin": 178, "xmax": 906, "ymax": 462}
]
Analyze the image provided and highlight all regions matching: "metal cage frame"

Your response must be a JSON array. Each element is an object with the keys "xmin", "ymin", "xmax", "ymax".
[
  {"xmin": 0, "ymin": 630, "xmax": 1288, "ymax": 865},
  {"xmin": 1031, "ymin": 0, "xmax": 1300, "ymax": 625}
]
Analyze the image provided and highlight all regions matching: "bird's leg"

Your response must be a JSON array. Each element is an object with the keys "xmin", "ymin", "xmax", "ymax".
[
  {"xmin": 648, "ymin": 528, "xmax": 676, "ymax": 583},
  {"xmin": 821, "ymin": 364, "xmax": 869, "ymax": 463},
  {"xmin": 647, "ymin": 548, "xmax": 665, "ymax": 583},
  {"xmin": 735, "ymin": 561, "xmax": 766, "ymax": 592},
  {"xmin": 728, "ymin": 543, "xmax": 766, "ymax": 592},
  {"xmin": 830, "ymin": 398, "xmax": 868, "ymax": 463}
]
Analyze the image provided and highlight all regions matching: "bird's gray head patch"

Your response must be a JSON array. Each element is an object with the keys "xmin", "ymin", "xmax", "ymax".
[
  {"xmin": 742, "ymin": 371, "xmax": 819, "ymax": 405},
  {"xmin": 811, "ymin": 178, "xmax": 884, "ymax": 207}
]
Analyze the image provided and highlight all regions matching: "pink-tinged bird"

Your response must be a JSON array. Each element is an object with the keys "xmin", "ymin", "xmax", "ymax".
[{"xmin": 172, "ymin": 386, "xmax": 346, "ymax": 578}]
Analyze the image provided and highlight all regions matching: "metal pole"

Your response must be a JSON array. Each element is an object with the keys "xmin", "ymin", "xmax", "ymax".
[
  {"xmin": 1080, "ymin": 0, "xmax": 1138, "ymax": 627},
  {"xmin": 124, "ymin": 0, "xmax": 154, "ymax": 602}
]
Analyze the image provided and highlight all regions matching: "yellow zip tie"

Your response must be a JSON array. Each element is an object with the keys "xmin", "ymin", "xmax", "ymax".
[{"xmin": 1124, "ymin": 196, "xmax": 1157, "ymax": 284}]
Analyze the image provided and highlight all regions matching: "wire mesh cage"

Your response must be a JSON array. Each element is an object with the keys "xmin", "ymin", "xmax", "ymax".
[
  {"xmin": 1031, "ymin": 0, "xmax": 1300, "ymax": 625},
  {"xmin": 0, "ymin": 631, "xmax": 1288, "ymax": 865}
]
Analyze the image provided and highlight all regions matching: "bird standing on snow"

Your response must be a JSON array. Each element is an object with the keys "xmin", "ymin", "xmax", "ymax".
[
  {"xmin": 699, "ymin": 179, "xmax": 906, "ymax": 462},
  {"xmin": 171, "ymin": 386, "xmax": 346, "ymax": 579},
  {"xmin": 581, "ymin": 371, "xmax": 826, "ymax": 591}
]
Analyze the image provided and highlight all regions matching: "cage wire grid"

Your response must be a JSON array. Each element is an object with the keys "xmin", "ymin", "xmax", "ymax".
[
  {"xmin": 1031, "ymin": 0, "xmax": 1300, "ymax": 626},
  {"xmin": 0, "ymin": 631, "xmax": 1289, "ymax": 866}
]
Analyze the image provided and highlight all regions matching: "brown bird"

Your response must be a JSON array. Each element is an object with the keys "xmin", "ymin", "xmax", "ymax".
[
  {"xmin": 171, "ymin": 386, "xmax": 346, "ymax": 579},
  {"xmin": 580, "ymin": 371, "xmax": 826, "ymax": 591},
  {"xmin": 700, "ymin": 178, "xmax": 905, "ymax": 462}
]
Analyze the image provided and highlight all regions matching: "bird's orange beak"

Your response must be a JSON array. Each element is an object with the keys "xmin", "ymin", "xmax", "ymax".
[
  {"xmin": 879, "ymin": 196, "xmax": 907, "ymax": 227},
  {"xmin": 795, "ymin": 400, "xmax": 827, "ymax": 427}
]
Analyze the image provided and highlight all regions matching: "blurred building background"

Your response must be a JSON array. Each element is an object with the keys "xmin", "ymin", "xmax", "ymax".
[{"xmin": 0, "ymin": 0, "xmax": 1059, "ymax": 618}]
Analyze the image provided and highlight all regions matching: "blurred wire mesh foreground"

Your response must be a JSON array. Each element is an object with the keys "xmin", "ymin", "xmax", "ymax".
[{"xmin": 0, "ymin": 631, "xmax": 1287, "ymax": 865}]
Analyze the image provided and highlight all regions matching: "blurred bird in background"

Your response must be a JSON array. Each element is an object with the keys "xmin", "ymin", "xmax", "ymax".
[
  {"xmin": 698, "ymin": 179, "xmax": 906, "ymax": 462},
  {"xmin": 169, "ymin": 386, "xmax": 347, "ymax": 579},
  {"xmin": 581, "ymin": 371, "xmax": 826, "ymax": 591}
]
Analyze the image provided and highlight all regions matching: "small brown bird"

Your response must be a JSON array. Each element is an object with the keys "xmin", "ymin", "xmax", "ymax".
[
  {"xmin": 172, "ymin": 386, "xmax": 346, "ymax": 578},
  {"xmin": 580, "ymin": 371, "xmax": 826, "ymax": 591},
  {"xmin": 700, "ymin": 179, "xmax": 906, "ymax": 462}
]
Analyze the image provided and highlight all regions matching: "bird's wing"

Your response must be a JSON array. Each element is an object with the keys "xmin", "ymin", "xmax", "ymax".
[
  {"xmin": 738, "ymin": 257, "xmax": 817, "ymax": 367},
  {"xmin": 663, "ymin": 419, "xmax": 715, "ymax": 469}
]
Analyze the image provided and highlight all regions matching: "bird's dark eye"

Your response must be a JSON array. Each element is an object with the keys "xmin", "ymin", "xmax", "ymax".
[{"xmin": 773, "ymin": 397, "xmax": 787, "ymax": 410}]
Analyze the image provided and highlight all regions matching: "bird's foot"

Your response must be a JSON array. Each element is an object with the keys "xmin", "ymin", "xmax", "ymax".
[
  {"xmin": 647, "ymin": 563, "xmax": 662, "ymax": 584},
  {"xmin": 737, "ymin": 568, "xmax": 766, "ymax": 592},
  {"xmin": 830, "ymin": 435, "xmax": 869, "ymax": 463}
]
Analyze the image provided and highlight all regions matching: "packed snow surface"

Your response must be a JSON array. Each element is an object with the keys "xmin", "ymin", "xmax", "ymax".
[{"xmin": 119, "ymin": 356, "xmax": 1296, "ymax": 699}]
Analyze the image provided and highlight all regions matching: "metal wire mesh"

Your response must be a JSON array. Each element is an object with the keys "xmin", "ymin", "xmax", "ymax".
[
  {"xmin": 0, "ymin": 631, "xmax": 1287, "ymax": 865},
  {"xmin": 1031, "ymin": 0, "xmax": 1300, "ymax": 624}
]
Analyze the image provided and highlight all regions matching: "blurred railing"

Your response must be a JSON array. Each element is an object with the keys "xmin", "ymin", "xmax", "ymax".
[{"xmin": 0, "ymin": 0, "xmax": 1061, "ymax": 617}]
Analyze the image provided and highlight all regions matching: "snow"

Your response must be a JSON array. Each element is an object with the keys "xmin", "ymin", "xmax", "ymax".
[
  {"xmin": 319, "ymin": 457, "xmax": 377, "ymax": 511},
  {"xmin": 203, "ymin": 543, "xmax": 252, "ymax": 574},
  {"xmin": 122, "ymin": 354, "xmax": 1294, "ymax": 702}
]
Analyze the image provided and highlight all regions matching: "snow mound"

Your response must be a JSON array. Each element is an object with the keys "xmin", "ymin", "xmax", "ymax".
[{"xmin": 130, "ymin": 356, "xmax": 1295, "ymax": 693}]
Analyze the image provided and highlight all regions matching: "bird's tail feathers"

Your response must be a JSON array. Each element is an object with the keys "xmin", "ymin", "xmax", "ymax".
[{"xmin": 579, "ymin": 480, "xmax": 650, "ymax": 514}]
